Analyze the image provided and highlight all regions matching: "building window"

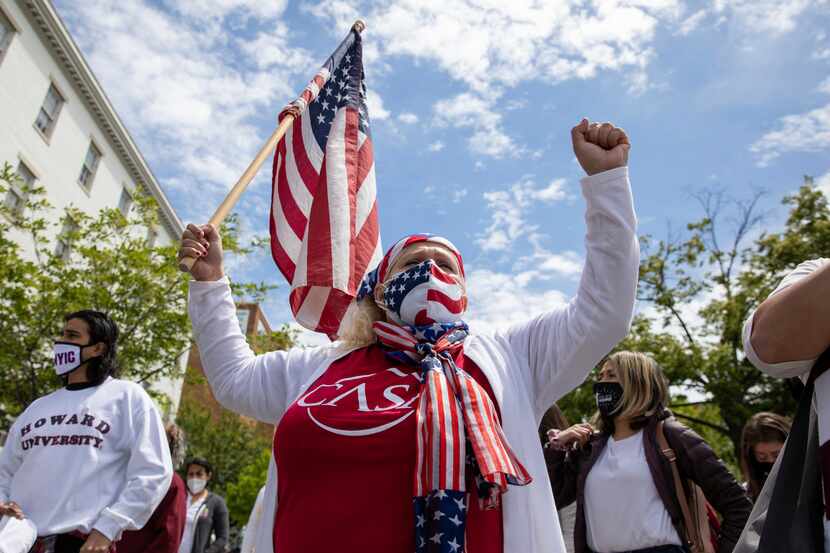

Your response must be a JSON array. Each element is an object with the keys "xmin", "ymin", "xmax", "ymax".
[
  {"xmin": 78, "ymin": 142, "xmax": 101, "ymax": 190},
  {"xmin": 4, "ymin": 161, "xmax": 35, "ymax": 216},
  {"xmin": 34, "ymin": 84, "xmax": 64, "ymax": 138},
  {"xmin": 54, "ymin": 219, "xmax": 78, "ymax": 260},
  {"xmin": 0, "ymin": 9, "xmax": 15, "ymax": 65},
  {"xmin": 118, "ymin": 187, "xmax": 133, "ymax": 216}
]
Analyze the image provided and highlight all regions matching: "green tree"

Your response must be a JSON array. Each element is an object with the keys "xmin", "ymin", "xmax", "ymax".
[
  {"xmin": 226, "ymin": 448, "xmax": 271, "ymax": 525},
  {"xmin": 176, "ymin": 401, "xmax": 271, "ymax": 499},
  {"xmin": 176, "ymin": 316, "xmax": 297, "ymax": 528},
  {"xmin": 0, "ymin": 162, "xmax": 190, "ymax": 422},
  {"xmin": 558, "ymin": 178, "xmax": 825, "ymax": 468}
]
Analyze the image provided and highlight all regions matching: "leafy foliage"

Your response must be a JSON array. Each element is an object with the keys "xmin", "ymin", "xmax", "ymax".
[
  {"xmin": 0, "ymin": 162, "xmax": 190, "ymax": 423},
  {"xmin": 559, "ymin": 179, "xmax": 825, "ymax": 470},
  {"xmin": 176, "ymin": 400, "xmax": 271, "ymax": 500},
  {"xmin": 226, "ymin": 448, "xmax": 271, "ymax": 525}
]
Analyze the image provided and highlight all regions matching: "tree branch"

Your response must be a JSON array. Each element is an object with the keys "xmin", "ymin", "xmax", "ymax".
[{"xmin": 672, "ymin": 412, "xmax": 730, "ymax": 435}]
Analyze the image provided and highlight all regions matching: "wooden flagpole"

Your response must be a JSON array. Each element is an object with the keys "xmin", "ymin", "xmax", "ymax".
[{"xmin": 179, "ymin": 19, "xmax": 367, "ymax": 273}]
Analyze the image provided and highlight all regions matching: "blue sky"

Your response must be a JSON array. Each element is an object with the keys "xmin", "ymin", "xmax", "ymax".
[{"xmin": 54, "ymin": 0, "xmax": 830, "ymax": 345}]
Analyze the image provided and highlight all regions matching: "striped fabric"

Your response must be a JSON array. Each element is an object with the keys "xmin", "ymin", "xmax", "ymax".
[
  {"xmin": 373, "ymin": 320, "xmax": 532, "ymax": 552},
  {"xmin": 270, "ymin": 28, "xmax": 381, "ymax": 337}
]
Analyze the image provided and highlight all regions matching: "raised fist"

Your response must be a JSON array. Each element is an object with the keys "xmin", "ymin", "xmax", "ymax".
[
  {"xmin": 571, "ymin": 119, "xmax": 630, "ymax": 176},
  {"xmin": 177, "ymin": 223, "xmax": 225, "ymax": 281}
]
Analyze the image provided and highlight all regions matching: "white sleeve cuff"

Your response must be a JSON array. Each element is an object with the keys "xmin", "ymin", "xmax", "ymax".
[
  {"xmin": 92, "ymin": 510, "xmax": 128, "ymax": 542},
  {"xmin": 579, "ymin": 166, "xmax": 628, "ymax": 189},
  {"xmin": 742, "ymin": 309, "xmax": 815, "ymax": 379}
]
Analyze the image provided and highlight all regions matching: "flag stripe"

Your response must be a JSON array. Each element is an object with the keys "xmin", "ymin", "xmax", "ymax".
[{"xmin": 270, "ymin": 29, "xmax": 380, "ymax": 336}]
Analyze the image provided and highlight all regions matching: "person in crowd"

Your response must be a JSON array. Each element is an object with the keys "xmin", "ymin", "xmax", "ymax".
[
  {"xmin": 0, "ymin": 310, "xmax": 172, "ymax": 553},
  {"xmin": 546, "ymin": 351, "xmax": 752, "ymax": 553},
  {"xmin": 178, "ymin": 458, "xmax": 229, "ymax": 553},
  {"xmin": 119, "ymin": 422, "xmax": 188, "ymax": 553},
  {"xmin": 177, "ymin": 118, "xmax": 639, "ymax": 553},
  {"xmin": 541, "ymin": 405, "xmax": 576, "ymax": 553},
  {"xmin": 742, "ymin": 258, "xmax": 830, "ymax": 545},
  {"xmin": 739, "ymin": 412, "xmax": 791, "ymax": 502}
]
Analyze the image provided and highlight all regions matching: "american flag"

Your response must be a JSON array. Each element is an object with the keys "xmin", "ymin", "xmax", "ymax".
[
  {"xmin": 270, "ymin": 27, "xmax": 381, "ymax": 337},
  {"xmin": 382, "ymin": 260, "xmax": 466, "ymax": 326}
]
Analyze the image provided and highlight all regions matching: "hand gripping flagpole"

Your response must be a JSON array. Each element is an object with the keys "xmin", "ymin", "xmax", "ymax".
[{"xmin": 178, "ymin": 19, "xmax": 367, "ymax": 273}]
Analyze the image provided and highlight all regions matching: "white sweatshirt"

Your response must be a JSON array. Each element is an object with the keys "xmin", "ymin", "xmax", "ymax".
[
  {"xmin": 189, "ymin": 166, "xmax": 639, "ymax": 553},
  {"xmin": 0, "ymin": 378, "xmax": 173, "ymax": 541}
]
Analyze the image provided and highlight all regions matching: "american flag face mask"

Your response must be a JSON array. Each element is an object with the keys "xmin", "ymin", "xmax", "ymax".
[
  {"xmin": 359, "ymin": 234, "xmax": 532, "ymax": 553},
  {"xmin": 381, "ymin": 260, "xmax": 467, "ymax": 327}
]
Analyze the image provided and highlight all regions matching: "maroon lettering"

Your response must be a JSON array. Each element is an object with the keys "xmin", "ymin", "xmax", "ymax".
[
  {"xmin": 55, "ymin": 351, "xmax": 77, "ymax": 364},
  {"xmin": 95, "ymin": 421, "xmax": 111, "ymax": 435},
  {"xmin": 65, "ymin": 414, "xmax": 79, "ymax": 425},
  {"xmin": 20, "ymin": 423, "xmax": 31, "ymax": 437},
  {"xmin": 69, "ymin": 435, "xmax": 79, "ymax": 445},
  {"xmin": 59, "ymin": 436, "xmax": 70, "ymax": 445},
  {"xmin": 50, "ymin": 414, "xmax": 67, "ymax": 425},
  {"xmin": 92, "ymin": 437, "xmax": 103, "ymax": 449},
  {"xmin": 81, "ymin": 415, "xmax": 95, "ymax": 427},
  {"xmin": 34, "ymin": 418, "xmax": 46, "ymax": 428}
]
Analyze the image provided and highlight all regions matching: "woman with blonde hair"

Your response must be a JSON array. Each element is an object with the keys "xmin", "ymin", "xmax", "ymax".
[
  {"xmin": 739, "ymin": 412, "xmax": 791, "ymax": 502},
  {"xmin": 177, "ymin": 119, "xmax": 639, "ymax": 553},
  {"xmin": 545, "ymin": 351, "xmax": 752, "ymax": 553}
]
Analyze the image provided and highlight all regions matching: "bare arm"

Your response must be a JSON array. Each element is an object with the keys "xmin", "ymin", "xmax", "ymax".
[{"xmin": 748, "ymin": 259, "xmax": 830, "ymax": 370}]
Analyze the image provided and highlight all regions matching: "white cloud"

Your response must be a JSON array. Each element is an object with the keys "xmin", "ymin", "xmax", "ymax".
[
  {"xmin": 677, "ymin": 8, "xmax": 708, "ymax": 35},
  {"xmin": 365, "ymin": 89, "xmax": 391, "ymax": 120},
  {"xmin": 55, "ymin": 0, "xmax": 315, "ymax": 219},
  {"xmin": 464, "ymin": 267, "xmax": 568, "ymax": 335},
  {"xmin": 711, "ymin": 0, "xmax": 814, "ymax": 36},
  {"xmin": 750, "ymin": 102, "xmax": 830, "ymax": 166},
  {"xmin": 820, "ymin": 77, "xmax": 830, "ymax": 94},
  {"xmin": 533, "ymin": 178, "xmax": 568, "ymax": 202},
  {"xmin": 451, "ymin": 188, "xmax": 468, "ymax": 203},
  {"xmin": 816, "ymin": 170, "xmax": 830, "ymax": 197},
  {"xmin": 476, "ymin": 176, "xmax": 570, "ymax": 251},
  {"xmin": 397, "ymin": 112, "xmax": 418, "ymax": 124},
  {"xmin": 308, "ymin": 0, "xmax": 684, "ymax": 156},
  {"xmin": 427, "ymin": 141, "xmax": 445, "ymax": 152},
  {"xmin": 434, "ymin": 93, "xmax": 517, "ymax": 157}
]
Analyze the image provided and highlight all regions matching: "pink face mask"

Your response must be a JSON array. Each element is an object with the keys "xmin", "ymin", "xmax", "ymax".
[{"xmin": 381, "ymin": 260, "xmax": 467, "ymax": 326}]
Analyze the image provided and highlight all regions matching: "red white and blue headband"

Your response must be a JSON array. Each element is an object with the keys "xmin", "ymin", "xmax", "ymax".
[{"xmin": 357, "ymin": 234, "xmax": 464, "ymax": 301}]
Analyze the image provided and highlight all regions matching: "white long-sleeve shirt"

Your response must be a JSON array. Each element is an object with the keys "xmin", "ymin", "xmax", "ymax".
[
  {"xmin": 189, "ymin": 166, "xmax": 639, "ymax": 553},
  {"xmin": 0, "ymin": 378, "xmax": 173, "ymax": 541}
]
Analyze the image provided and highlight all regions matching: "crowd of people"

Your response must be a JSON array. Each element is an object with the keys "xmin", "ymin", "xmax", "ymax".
[{"xmin": 0, "ymin": 118, "xmax": 825, "ymax": 553}]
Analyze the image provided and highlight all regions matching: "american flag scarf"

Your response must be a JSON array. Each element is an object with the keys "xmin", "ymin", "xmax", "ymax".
[
  {"xmin": 360, "ymin": 235, "xmax": 532, "ymax": 553},
  {"xmin": 270, "ymin": 26, "xmax": 381, "ymax": 338}
]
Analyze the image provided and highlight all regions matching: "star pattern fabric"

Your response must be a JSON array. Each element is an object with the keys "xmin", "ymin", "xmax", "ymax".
[{"xmin": 414, "ymin": 490, "xmax": 468, "ymax": 553}]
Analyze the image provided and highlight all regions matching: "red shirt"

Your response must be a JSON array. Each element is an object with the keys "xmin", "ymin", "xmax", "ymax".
[
  {"xmin": 273, "ymin": 345, "xmax": 503, "ymax": 553},
  {"xmin": 118, "ymin": 472, "xmax": 187, "ymax": 553}
]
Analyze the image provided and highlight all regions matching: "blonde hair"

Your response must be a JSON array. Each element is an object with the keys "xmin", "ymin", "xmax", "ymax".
[
  {"xmin": 592, "ymin": 351, "xmax": 670, "ymax": 433},
  {"xmin": 336, "ymin": 297, "xmax": 385, "ymax": 348}
]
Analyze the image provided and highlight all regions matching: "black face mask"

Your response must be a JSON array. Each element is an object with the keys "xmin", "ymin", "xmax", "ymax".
[
  {"xmin": 594, "ymin": 381, "xmax": 623, "ymax": 417},
  {"xmin": 752, "ymin": 459, "xmax": 775, "ymax": 486}
]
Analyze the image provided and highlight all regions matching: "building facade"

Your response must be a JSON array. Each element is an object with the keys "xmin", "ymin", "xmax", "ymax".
[{"xmin": 0, "ymin": 0, "xmax": 187, "ymax": 414}]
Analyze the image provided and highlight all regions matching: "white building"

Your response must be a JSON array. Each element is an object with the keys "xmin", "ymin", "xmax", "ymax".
[{"xmin": 0, "ymin": 0, "xmax": 188, "ymax": 416}]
